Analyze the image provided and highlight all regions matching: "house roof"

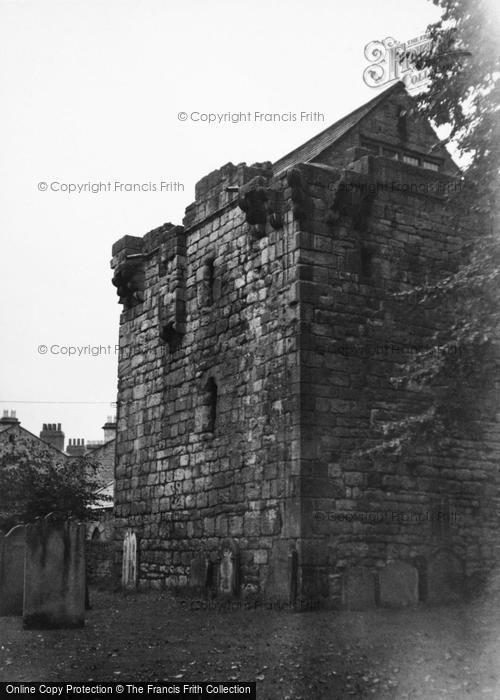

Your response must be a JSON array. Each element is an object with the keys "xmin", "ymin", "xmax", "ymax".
[
  {"xmin": 0, "ymin": 423, "xmax": 68, "ymax": 458},
  {"xmin": 273, "ymin": 82, "xmax": 406, "ymax": 175},
  {"xmin": 86, "ymin": 437, "xmax": 116, "ymax": 456},
  {"xmin": 90, "ymin": 480, "xmax": 114, "ymax": 509}
]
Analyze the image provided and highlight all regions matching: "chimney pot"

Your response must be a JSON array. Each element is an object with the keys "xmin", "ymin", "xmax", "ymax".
[
  {"xmin": 0, "ymin": 410, "xmax": 20, "ymax": 426},
  {"xmin": 40, "ymin": 421, "xmax": 64, "ymax": 451}
]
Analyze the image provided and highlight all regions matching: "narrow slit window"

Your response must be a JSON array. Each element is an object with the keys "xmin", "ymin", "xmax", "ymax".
[
  {"xmin": 205, "ymin": 258, "xmax": 215, "ymax": 305},
  {"xmin": 205, "ymin": 377, "xmax": 218, "ymax": 432},
  {"xmin": 397, "ymin": 108, "xmax": 408, "ymax": 141},
  {"xmin": 360, "ymin": 246, "xmax": 374, "ymax": 278}
]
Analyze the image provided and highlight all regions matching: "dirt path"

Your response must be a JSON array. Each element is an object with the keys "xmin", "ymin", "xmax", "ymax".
[{"xmin": 1, "ymin": 590, "xmax": 499, "ymax": 698}]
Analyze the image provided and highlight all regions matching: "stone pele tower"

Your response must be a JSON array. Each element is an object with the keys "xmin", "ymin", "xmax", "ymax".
[{"xmin": 111, "ymin": 82, "xmax": 500, "ymax": 608}]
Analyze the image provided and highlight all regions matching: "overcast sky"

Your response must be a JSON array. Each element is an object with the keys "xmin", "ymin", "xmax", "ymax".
[{"xmin": 0, "ymin": 0, "xmax": 444, "ymax": 444}]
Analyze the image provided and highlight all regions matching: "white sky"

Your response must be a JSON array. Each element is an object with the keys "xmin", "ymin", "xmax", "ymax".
[{"xmin": 0, "ymin": 0, "xmax": 442, "ymax": 443}]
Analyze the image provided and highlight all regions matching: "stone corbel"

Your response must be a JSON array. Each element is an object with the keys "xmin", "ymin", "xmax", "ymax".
[
  {"xmin": 238, "ymin": 176, "xmax": 283, "ymax": 236},
  {"xmin": 112, "ymin": 255, "xmax": 145, "ymax": 307}
]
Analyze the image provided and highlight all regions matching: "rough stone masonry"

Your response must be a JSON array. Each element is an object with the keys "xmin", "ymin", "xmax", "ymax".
[{"xmin": 110, "ymin": 82, "xmax": 500, "ymax": 607}]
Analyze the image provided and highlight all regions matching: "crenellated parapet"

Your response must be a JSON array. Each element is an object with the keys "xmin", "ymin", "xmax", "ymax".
[{"xmin": 111, "ymin": 224, "xmax": 188, "ymax": 350}]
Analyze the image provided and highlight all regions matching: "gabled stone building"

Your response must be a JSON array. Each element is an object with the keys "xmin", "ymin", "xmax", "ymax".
[{"xmin": 111, "ymin": 82, "xmax": 500, "ymax": 606}]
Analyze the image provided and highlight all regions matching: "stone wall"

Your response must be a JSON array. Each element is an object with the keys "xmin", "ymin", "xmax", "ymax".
[
  {"xmin": 293, "ymin": 139, "xmax": 499, "ymax": 602},
  {"xmin": 85, "ymin": 540, "xmax": 114, "ymax": 585},
  {"xmin": 0, "ymin": 524, "xmax": 25, "ymax": 615},
  {"xmin": 112, "ymin": 162, "xmax": 302, "ymax": 596}
]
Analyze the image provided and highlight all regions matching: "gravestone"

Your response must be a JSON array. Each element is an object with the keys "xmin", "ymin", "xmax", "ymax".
[
  {"xmin": 189, "ymin": 554, "xmax": 208, "ymax": 592},
  {"xmin": 379, "ymin": 560, "xmax": 418, "ymax": 608},
  {"xmin": 218, "ymin": 540, "xmax": 239, "ymax": 596},
  {"xmin": 122, "ymin": 529, "xmax": 138, "ymax": 590},
  {"xmin": 23, "ymin": 514, "xmax": 86, "ymax": 629},
  {"xmin": 342, "ymin": 567, "xmax": 376, "ymax": 610},
  {"xmin": 427, "ymin": 550, "xmax": 464, "ymax": 603},
  {"xmin": 0, "ymin": 525, "xmax": 26, "ymax": 616},
  {"xmin": 266, "ymin": 542, "xmax": 298, "ymax": 603}
]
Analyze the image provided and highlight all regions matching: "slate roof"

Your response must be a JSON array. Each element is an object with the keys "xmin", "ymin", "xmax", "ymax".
[
  {"xmin": 89, "ymin": 480, "xmax": 114, "ymax": 510},
  {"xmin": 273, "ymin": 82, "xmax": 405, "ymax": 175}
]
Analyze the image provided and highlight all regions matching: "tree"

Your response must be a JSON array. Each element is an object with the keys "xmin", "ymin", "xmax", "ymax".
[
  {"xmin": 375, "ymin": 0, "xmax": 500, "ymax": 454},
  {"xmin": 0, "ymin": 441, "xmax": 108, "ymax": 532}
]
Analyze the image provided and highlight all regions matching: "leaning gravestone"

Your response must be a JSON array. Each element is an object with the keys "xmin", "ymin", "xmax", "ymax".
[
  {"xmin": 218, "ymin": 540, "xmax": 239, "ymax": 596},
  {"xmin": 427, "ymin": 550, "xmax": 464, "ymax": 603},
  {"xmin": 122, "ymin": 529, "xmax": 138, "ymax": 590},
  {"xmin": 379, "ymin": 560, "xmax": 419, "ymax": 608},
  {"xmin": 0, "ymin": 525, "xmax": 26, "ymax": 616},
  {"xmin": 23, "ymin": 514, "xmax": 86, "ymax": 629}
]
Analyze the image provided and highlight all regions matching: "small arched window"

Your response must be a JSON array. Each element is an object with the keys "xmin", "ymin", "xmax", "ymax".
[
  {"xmin": 91, "ymin": 526, "xmax": 102, "ymax": 542},
  {"xmin": 397, "ymin": 107, "xmax": 408, "ymax": 141}
]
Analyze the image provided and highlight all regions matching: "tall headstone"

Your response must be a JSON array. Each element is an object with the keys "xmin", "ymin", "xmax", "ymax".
[
  {"xmin": 122, "ymin": 529, "xmax": 138, "ymax": 590},
  {"xmin": 0, "ymin": 525, "xmax": 26, "ymax": 616},
  {"xmin": 266, "ymin": 542, "xmax": 298, "ymax": 603},
  {"xmin": 427, "ymin": 550, "xmax": 464, "ymax": 603},
  {"xmin": 189, "ymin": 554, "xmax": 208, "ymax": 593},
  {"xmin": 379, "ymin": 560, "xmax": 419, "ymax": 608},
  {"xmin": 218, "ymin": 540, "xmax": 239, "ymax": 596},
  {"xmin": 23, "ymin": 514, "xmax": 86, "ymax": 629}
]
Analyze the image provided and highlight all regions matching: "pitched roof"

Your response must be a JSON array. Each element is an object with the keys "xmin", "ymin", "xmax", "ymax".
[
  {"xmin": 273, "ymin": 82, "xmax": 406, "ymax": 175},
  {"xmin": 0, "ymin": 423, "xmax": 68, "ymax": 457},
  {"xmin": 89, "ymin": 480, "xmax": 114, "ymax": 509},
  {"xmin": 86, "ymin": 437, "xmax": 115, "ymax": 456}
]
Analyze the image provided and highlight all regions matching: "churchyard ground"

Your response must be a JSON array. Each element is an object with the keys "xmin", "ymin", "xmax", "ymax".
[{"xmin": 1, "ymin": 588, "xmax": 500, "ymax": 698}]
